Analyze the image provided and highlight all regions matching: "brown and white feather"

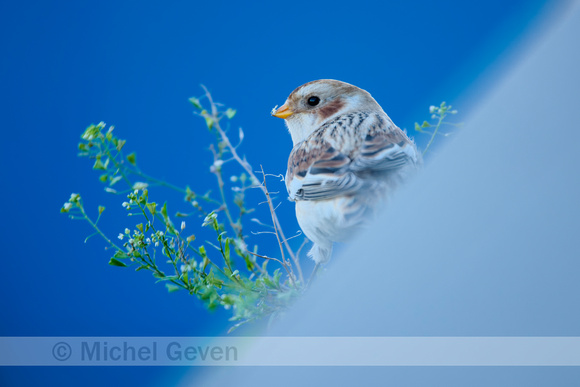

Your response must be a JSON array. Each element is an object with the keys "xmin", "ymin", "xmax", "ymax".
[{"xmin": 273, "ymin": 79, "xmax": 421, "ymax": 263}]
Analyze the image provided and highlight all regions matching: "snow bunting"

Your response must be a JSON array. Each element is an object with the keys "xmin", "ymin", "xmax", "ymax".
[{"xmin": 271, "ymin": 79, "xmax": 421, "ymax": 264}]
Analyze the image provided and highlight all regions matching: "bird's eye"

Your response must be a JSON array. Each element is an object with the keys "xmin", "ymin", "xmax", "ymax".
[{"xmin": 307, "ymin": 96, "xmax": 320, "ymax": 106}]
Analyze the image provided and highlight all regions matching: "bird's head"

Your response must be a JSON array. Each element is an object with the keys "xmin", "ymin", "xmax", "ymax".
[{"xmin": 272, "ymin": 79, "xmax": 382, "ymax": 145}]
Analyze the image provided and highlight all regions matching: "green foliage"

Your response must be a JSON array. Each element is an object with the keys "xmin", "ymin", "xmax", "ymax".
[
  {"xmin": 62, "ymin": 87, "xmax": 459, "ymax": 332},
  {"xmin": 62, "ymin": 88, "xmax": 304, "ymax": 332}
]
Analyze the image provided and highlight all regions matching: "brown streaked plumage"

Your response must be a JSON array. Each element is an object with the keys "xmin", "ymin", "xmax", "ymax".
[{"xmin": 272, "ymin": 80, "xmax": 421, "ymax": 264}]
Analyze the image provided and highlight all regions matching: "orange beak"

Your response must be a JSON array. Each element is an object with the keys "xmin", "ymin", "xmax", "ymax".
[{"xmin": 271, "ymin": 102, "xmax": 294, "ymax": 119}]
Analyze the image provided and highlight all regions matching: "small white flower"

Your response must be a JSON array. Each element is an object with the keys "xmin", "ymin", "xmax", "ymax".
[
  {"xmin": 429, "ymin": 105, "xmax": 437, "ymax": 114},
  {"xmin": 230, "ymin": 175, "xmax": 238, "ymax": 182},
  {"xmin": 146, "ymin": 238, "xmax": 151, "ymax": 243},
  {"xmin": 155, "ymin": 241, "xmax": 159, "ymax": 247},
  {"xmin": 118, "ymin": 233, "xmax": 124, "ymax": 240},
  {"xmin": 181, "ymin": 221, "xmax": 186, "ymax": 231},
  {"xmin": 69, "ymin": 193, "xmax": 80, "ymax": 202},
  {"xmin": 122, "ymin": 202, "xmax": 129, "ymax": 208},
  {"xmin": 128, "ymin": 238, "xmax": 134, "ymax": 244},
  {"xmin": 202, "ymin": 212, "xmax": 217, "ymax": 227},
  {"xmin": 210, "ymin": 159, "xmax": 223, "ymax": 173},
  {"xmin": 125, "ymin": 228, "xmax": 130, "ymax": 234},
  {"xmin": 104, "ymin": 187, "xmax": 117, "ymax": 193},
  {"xmin": 133, "ymin": 189, "xmax": 139, "ymax": 195},
  {"xmin": 63, "ymin": 202, "xmax": 73, "ymax": 211},
  {"xmin": 231, "ymin": 187, "xmax": 241, "ymax": 192},
  {"xmin": 191, "ymin": 200, "xmax": 199, "ymax": 207},
  {"xmin": 234, "ymin": 238, "xmax": 247, "ymax": 252}
]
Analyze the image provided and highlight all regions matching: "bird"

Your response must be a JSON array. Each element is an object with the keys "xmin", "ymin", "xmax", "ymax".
[{"xmin": 271, "ymin": 79, "xmax": 421, "ymax": 265}]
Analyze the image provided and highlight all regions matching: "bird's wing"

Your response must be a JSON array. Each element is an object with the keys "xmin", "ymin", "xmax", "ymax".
[{"xmin": 286, "ymin": 112, "xmax": 420, "ymax": 201}]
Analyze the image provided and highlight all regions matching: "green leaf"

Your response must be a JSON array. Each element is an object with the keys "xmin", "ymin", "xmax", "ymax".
[
  {"xmin": 162, "ymin": 247, "xmax": 171, "ymax": 258},
  {"xmin": 161, "ymin": 202, "xmax": 168, "ymax": 220},
  {"xmin": 136, "ymin": 265, "xmax": 149, "ymax": 272},
  {"xmin": 204, "ymin": 115, "xmax": 214, "ymax": 129},
  {"xmin": 98, "ymin": 206, "xmax": 105, "ymax": 215},
  {"xmin": 127, "ymin": 152, "xmax": 136, "ymax": 165},
  {"xmin": 93, "ymin": 158, "xmax": 106, "ymax": 170},
  {"xmin": 263, "ymin": 276, "xmax": 275, "ymax": 288},
  {"xmin": 225, "ymin": 108, "xmax": 237, "ymax": 119},
  {"xmin": 188, "ymin": 97, "xmax": 202, "ymax": 109},
  {"xmin": 114, "ymin": 251, "xmax": 129, "ymax": 259},
  {"xmin": 224, "ymin": 238, "xmax": 231, "ymax": 262},
  {"xmin": 273, "ymin": 268, "xmax": 282, "ymax": 287},
  {"xmin": 243, "ymin": 253, "xmax": 255, "ymax": 271},
  {"xmin": 421, "ymin": 121, "xmax": 431, "ymax": 128},
  {"xmin": 199, "ymin": 245, "xmax": 207, "ymax": 257},
  {"xmin": 109, "ymin": 176, "xmax": 122, "ymax": 186},
  {"xmin": 146, "ymin": 202, "xmax": 156, "ymax": 215},
  {"xmin": 201, "ymin": 256, "xmax": 209, "ymax": 271},
  {"xmin": 108, "ymin": 257, "xmax": 127, "ymax": 267},
  {"xmin": 166, "ymin": 283, "xmax": 180, "ymax": 293}
]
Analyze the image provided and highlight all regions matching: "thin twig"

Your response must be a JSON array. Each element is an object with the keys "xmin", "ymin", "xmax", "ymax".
[
  {"xmin": 247, "ymin": 251, "xmax": 285, "ymax": 266},
  {"xmin": 201, "ymin": 85, "xmax": 303, "ymax": 284},
  {"xmin": 259, "ymin": 165, "xmax": 297, "ymax": 288}
]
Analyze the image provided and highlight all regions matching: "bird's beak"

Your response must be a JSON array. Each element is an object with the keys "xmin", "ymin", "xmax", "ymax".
[{"xmin": 271, "ymin": 102, "xmax": 294, "ymax": 119}]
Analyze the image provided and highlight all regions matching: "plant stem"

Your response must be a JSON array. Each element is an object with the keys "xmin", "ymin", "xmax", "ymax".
[
  {"xmin": 77, "ymin": 200, "xmax": 123, "ymax": 252},
  {"xmin": 422, "ymin": 113, "xmax": 446, "ymax": 156}
]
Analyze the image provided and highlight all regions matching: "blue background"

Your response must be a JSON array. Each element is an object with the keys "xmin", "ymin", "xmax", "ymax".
[{"xmin": 0, "ymin": 0, "xmax": 556, "ymax": 385}]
